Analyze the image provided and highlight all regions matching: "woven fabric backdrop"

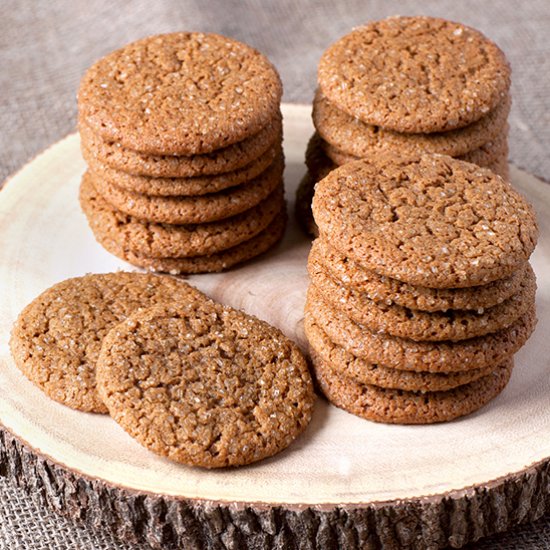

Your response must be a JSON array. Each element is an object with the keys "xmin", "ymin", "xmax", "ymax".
[{"xmin": 1, "ymin": 1, "xmax": 549, "ymax": 548}]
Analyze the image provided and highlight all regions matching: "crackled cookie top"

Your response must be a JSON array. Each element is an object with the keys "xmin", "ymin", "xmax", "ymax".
[
  {"xmin": 97, "ymin": 302, "xmax": 314, "ymax": 468},
  {"xmin": 318, "ymin": 16, "xmax": 511, "ymax": 133},
  {"xmin": 9, "ymin": 273, "xmax": 204, "ymax": 413},
  {"xmin": 78, "ymin": 32, "xmax": 282, "ymax": 155},
  {"xmin": 312, "ymin": 154, "xmax": 538, "ymax": 288}
]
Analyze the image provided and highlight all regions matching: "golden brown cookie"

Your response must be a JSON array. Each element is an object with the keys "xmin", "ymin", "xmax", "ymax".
[
  {"xmin": 96, "ymin": 301, "xmax": 314, "ymax": 468},
  {"xmin": 89, "ymin": 154, "xmax": 283, "ymax": 224},
  {"xmin": 313, "ymin": 356, "xmax": 513, "ymax": 424},
  {"xmin": 78, "ymin": 32, "xmax": 282, "ymax": 155},
  {"xmin": 318, "ymin": 16, "xmax": 511, "ymax": 133},
  {"xmin": 313, "ymin": 89, "xmax": 511, "ymax": 159},
  {"xmin": 95, "ymin": 210, "xmax": 287, "ymax": 274},
  {"xmin": 304, "ymin": 291, "xmax": 537, "ymax": 373},
  {"xmin": 305, "ymin": 317, "xmax": 494, "ymax": 392},
  {"xmin": 308, "ymin": 266, "xmax": 536, "ymax": 341},
  {"xmin": 295, "ymin": 172, "xmax": 319, "ymax": 238},
  {"xmin": 312, "ymin": 154, "xmax": 538, "ymax": 288},
  {"xmin": 86, "ymin": 143, "xmax": 279, "ymax": 197},
  {"xmin": 9, "ymin": 273, "xmax": 204, "ymax": 413},
  {"xmin": 458, "ymin": 129, "xmax": 509, "ymax": 167},
  {"xmin": 79, "ymin": 113, "xmax": 282, "ymax": 178},
  {"xmin": 309, "ymin": 239, "xmax": 528, "ymax": 312},
  {"xmin": 80, "ymin": 171, "xmax": 284, "ymax": 258}
]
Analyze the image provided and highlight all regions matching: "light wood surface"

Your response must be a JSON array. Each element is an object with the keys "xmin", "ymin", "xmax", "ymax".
[{"xmin": 1, "ymin": 104, "xmax": 550, "ymax": 548}]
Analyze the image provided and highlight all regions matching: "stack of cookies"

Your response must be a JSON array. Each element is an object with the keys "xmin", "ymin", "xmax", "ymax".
[
  {"xmin": 305, "ymin": 154, "xmax": 538, "ymax": 424},
  {"xmin": 297, "ymin": 16, "xmax": 512, "ymax": 236},
  {"xmin": 78, "ymin": 32, "xmax": 286, "ymax": 274}
]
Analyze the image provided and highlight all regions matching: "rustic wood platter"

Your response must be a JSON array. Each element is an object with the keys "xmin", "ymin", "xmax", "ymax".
[{"xmin": 1, "ymin": 104, "xmax": 550, "ymax": 549}]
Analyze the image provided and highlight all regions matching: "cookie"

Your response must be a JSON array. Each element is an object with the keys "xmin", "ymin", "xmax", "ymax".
[
  {"xmin": 305, "ymin": 317, "xmax": 494, "ymax": 392},
  {"xmin": 304, "ymin": 292, "xmax": 537, "ymax": 373},
  {"xmin": 295, "ymin": 172, "xmax": 319, "ymax": 238},
  {"xmin": 313, "ymin": 89, "xmax": 511, "ymax": 159},
  {"xmin": 318, "ymin": 17, "xmax": 511, "ymax": 133},
  {"xmin": 459, "ymin": 129, "xmax": 509, "ymax": 166},
  {"xmin": 9, "ymin": 273, "xmax": 204, "ymax": 413},
  {"xmin": 313, "ymin": 356, "xmax": 513, "ymax": 424},
  {"xmin": 79, "ymin": 112, "xmax": 282, "ymax": 178},
  {"xmin": 312, "ymin": 154, "xmax": 538, "ymax": 288},
  {"xmin": 78, "ymin": 32, "xmax": 282, "ymax": 155},
  {"xmin": 86, "ymin": 143, "xmax": 279, "ymax": 197},
  {"xmin": 321, "ymin": 132, "xmax": 508, "ymax": 175},
  {"xmin": 486, "ymin": 155, "xmax": 510, "ymax": 180},
  {"xmin": 308, "ymin": 266, "xmax": 536, "ymax": 341},
  {"xmin": 89, "ymin": 154, "xmax": 283, "ymax": 224},
  {"xmin": 96, "ymin": 302, "xmax": 314, "ymax": 468},
  {"xmin": 309, "ymin": 239, "xmax": 528, "ymax": 312},
  {"xmin": 80, "ymin": 171, "xmax": 284, "ymax": 258},
  {"xmin": 95, "ymin": 210, "xmax": 287, "ymax": 274}
]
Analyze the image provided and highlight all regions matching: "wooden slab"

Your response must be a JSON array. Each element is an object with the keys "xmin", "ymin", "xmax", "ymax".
[{"xmin": 1, "ymin": 104, "xmax": 550, "ymax": 549}]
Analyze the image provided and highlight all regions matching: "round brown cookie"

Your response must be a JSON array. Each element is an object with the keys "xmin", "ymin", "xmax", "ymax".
[
  {"xmin": 80, "ymin": 171, "xmax": 284, "ymax": 258},
  {"xmin": 86, "ymin": 144, "xmax": 279, "ymax": 197},
  {"xmin": 305, "ymin": 132, "xmax": 337, "ymax": 177},
  {"xmin": 309, "ymin": 265, "xmax": 536, "ymax": 341},
  {"xmin": 305, "ymin": 318, "xmax": 494, "ymax": 392},
  {"xmin": 459, "ymin": 129, "xmax": 509, "ymax": 166},
  {"xmin": 313, "ymin": 357, "xmax": 513, "ymax": 424},
  {"xmin": 313, "ymin": 89, "xmax": 511, "ymax": 159},
  {"xmin": 79, "ymin": 112, "xmax": 282, "ymax": 178},
  {"xmin": 312, "ymin": 154, "xmax": 538, "ymax": 288},
  {"xmin": 9, "ymin": 273, "xmax": 205, "ymax": 414},
  {"xmin": 321, "ymin": 133, "xmax": 509, "ymax": 176},
  {"xmin": 78, "ymin": 32, "xmax": 282, "ymax": 156},
  {"xmin": 89, "ymin": 155, "xmax": 283, "ymax": 224},
  {"xmin": 318, "ymin": 16, "xmax": 511, "ymax": 133},
  {"xmin": 304, "ymin": 292, "xmax": 537, "ymax": 373},
  {"xmin": 95, "ymin": 211, "xmax": 287, "ymax": 274},
  {"xmin": 295, "ymin": 172, "xmax": 319, "ymax": 238},
  {"xmin": 309, "ymin": 239, "xmax": 528, "ymax": 312},
  {"xmin": 96, "ymin": 302, "xmax": 314, "ymax": 468},
  {"xmin": 296, "ymin": 133, "xmax": 338, "ymax": 237},
  {"xmin": 487, "ymin": 155, "xmax": 510, "ymax": 180}
]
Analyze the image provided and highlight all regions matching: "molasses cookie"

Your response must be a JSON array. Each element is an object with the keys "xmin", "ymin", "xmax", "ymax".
[
  {"xmin": 78, "ymin": 32, "xmax": 282, "ymax": 155},
  {"xmin": 318, "ymin": 16, "xmax": 511, "ymax": 133},
  {"xmin": 96, "ymin": 301, "xmax": 314, "ymax": 468},
  {"xmin": 80, "ymin": 171, "xmax": 284, "ymax": 258},
  {"xmin": 312, "ymin": 154, "xmax": 538, "ymax": 288},
  {"xmin": 9, "ymin": 273, "xmax": 204, "ymax": 413}
]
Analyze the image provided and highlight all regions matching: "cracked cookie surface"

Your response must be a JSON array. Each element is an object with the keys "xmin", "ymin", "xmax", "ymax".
[
  {"xmin": 318, "ymin": 16, "xmax": 511, "ymax": 133},
  {"xmin": 78, "ymin": 32, "xmax": 282, "ymax": 155},
  {"xmin": 312, "ymin": 154, "xmax": 538, "ymax": 288},
  {"xmin": 9, "ymin": 273, "xmax": 204, "ymax": 413},
  {"xmin": 96, "ymin": 302, "xmax": 314, "ymax": 468}
]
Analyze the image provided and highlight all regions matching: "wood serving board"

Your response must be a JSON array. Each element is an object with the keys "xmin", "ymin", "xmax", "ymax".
[{"xmin": 1, "ymin": 104, "xmax": 550, "ymax": 550}]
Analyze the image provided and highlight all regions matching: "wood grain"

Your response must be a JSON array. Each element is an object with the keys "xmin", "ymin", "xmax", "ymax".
[{"xmin": 1, "ymin": 104, "xmax": 550, "ymax": 549}]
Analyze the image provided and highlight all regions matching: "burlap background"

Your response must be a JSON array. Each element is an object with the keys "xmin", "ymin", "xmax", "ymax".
[{"xmin": 1, "ymin": 1, "xmax": 549, "ymax": 548}]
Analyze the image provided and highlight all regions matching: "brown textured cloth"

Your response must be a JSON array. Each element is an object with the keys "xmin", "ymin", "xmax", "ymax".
[{"xmin": 1, "ymin": 1, "xmax": 550, "ymax": 548}]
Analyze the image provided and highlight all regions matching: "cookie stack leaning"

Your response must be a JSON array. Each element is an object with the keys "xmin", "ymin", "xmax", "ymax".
[
  {"xmin": 305, "ymin": 154, "xmax": 538, "ymax": 424},
  {"xmin": 78, "ymin": 32, "xmax": 286, "ymax": 274},
  {"xmin": 297, "ymin": 16, "xmax": 512, "ymax": 236}
]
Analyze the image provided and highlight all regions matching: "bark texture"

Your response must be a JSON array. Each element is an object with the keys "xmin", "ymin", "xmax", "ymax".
[{"xmin": 1, "ymin": 427, "xmax": 549, "ymax": 550}]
